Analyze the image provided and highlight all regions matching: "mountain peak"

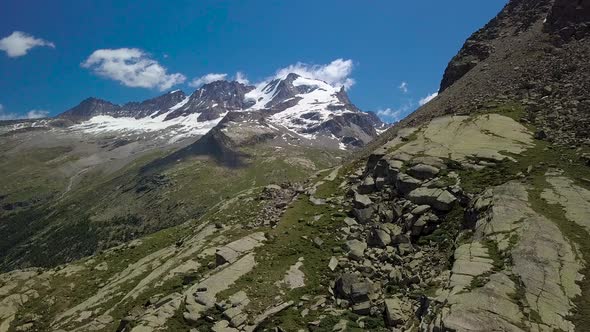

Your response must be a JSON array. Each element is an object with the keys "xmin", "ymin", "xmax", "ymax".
[{"xmin": 57, "ymin": 71, "xmax": 385, "ymax": 148}]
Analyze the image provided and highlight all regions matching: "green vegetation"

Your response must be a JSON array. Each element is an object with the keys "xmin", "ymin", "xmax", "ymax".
[
  {"xmin": 0, "ymin": 146, "xmax": 74, "ymax": 205},
  {"xmin": 216, "ymin": 168, "xmax": 347, "ymax": 330},
  {"xmin": 0, "ymin": 143, "xmax": 341, "ymax": 271}
]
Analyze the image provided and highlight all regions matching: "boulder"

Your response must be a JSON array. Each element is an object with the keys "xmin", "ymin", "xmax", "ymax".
[
  {"xmin": 223, "ymin": 307, "xmax": 247, "ymax": 328},
  {"xmin": 407, "ymin": 187, "xmax": 457, "ymax": 211},
  {"xmin": 411, "ymin": 205, "xmax": 431, "ymax": 216},
  {"xmin": 391, "ymin": 203, "xmax": 403, "ymax": 219},
  {"xmin": 216, "ymin": 247, "xmax": 239, "ymax": 266},
  {"xmin": 408, "ymin": 164, "xmax": 440, "ymax": 180},
  {"xmin": 384, "ymin": 298, "xmax": 408, "ymax": 327},
  {"xmin": 351, "ymin": 282, "xmax": 371, "ymax": 303},
  {"xmin": 396, "ymin": 173, "xmax": 422, "ymax": 194},
  {"xmin": 383, "ymin": 158, "xmax": 404, "ymax": 184},
  {"xmin": 345, "ymin": 240, "xmax": 367, "ymax": 261},
  {"xmin": 334, "ymin": 273, "xmax": 359, "ymax": 299},
  {"xmin": 328, "ymin": 256, "xmax": 339, "ymax": 271},
  {"xmin": 353, "ymin": 207, "xmax": 374, "ymax": 224},
  {"xmin": 228, "ymin": 291, "xmax": 249, "ymax": 307},
  {"xmin": 358, "ymin": 176, "xmax": 376, "ymax": 194},
  {"xmin": 368, "ymin": 229, "xmax": 391, "ymax": 248},
  {"xmin": 343, "ymin": 217, "xmax": 358, "ymax": 226},
  {"xmin": 411, "ymin": 217, "xmax": 427, "ymax": 236},
  {"xmin": 352, "ymin": 301, "xmax": 371, "ymax": 315},
  {"xmin": 353, "ymin": 192, "xmax": 372, "ymax": 208}
]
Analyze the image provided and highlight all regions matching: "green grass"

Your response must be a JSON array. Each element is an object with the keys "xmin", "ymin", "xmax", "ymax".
[
  {"xmin": 0, "ymin": 143, "xmax": 341, "ymax": 271},
  {"xmin": 216, "ymin": 169, "xmax": 347, "ymax": 330},
  {"xmin": 0, "ymin": 146, "xmax": 74, "ymax": 205}
]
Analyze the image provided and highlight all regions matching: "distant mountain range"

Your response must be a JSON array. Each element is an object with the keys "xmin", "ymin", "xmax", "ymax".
[{"xmin": 58, "ymin": 73, "xmax": 387, "ymax": 148}]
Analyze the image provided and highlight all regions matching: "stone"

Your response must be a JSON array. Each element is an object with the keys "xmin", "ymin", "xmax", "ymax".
[
  {"xmin": 328, "ymin": 257, "xmax": 339, "ymax": 271},
  {"xmin": 244, "ymin": 301, "xmax": 294, "ymax": 332},
  {"xmin": 396, "ymin": 173, "xmax": 422, "ymax": 194},
  {"xmin": 391, "ymin": 233, "xmax": 410, "ymax": 245},
  {"xmin": 389, "ymin": 268, "xmax": 403, "ymax": 283},
  {"xmin": 212, "ymin": 320, "xmax": 239, "ymax": 332},
  {"xmin": 411, "ymin": 205, "xmax": 430, "ymax": 215},
  {"xmin": 228, "ymin": 291, "xmax": 249, "ymax": 307},
  {"xmin": 309, "ymin": 196, "xmax": 326, "ymax": 205},
  {"xmin": 358, "ymin": 176, "xmax": 376, "ymax": 194},
  {"xmin": 313, "ymin": 237, "xmax": 324, "ymax": 248},
  {"xmin": 391, "ymin": 203, "xmax": 403, "ymax": 219},
  {"xmin": 353, "ymin": 207, "xmax": 374, "ymax": 224},
  {"xmin": 223, "ymin": 306, "xmax": 247, "ymax": 327},
  {"xmin": 334, "ymin": 273, "xmax": 358, "ymax": 299},
  {"xmin": 408, "ymin": 164, "xmax": 440, "ymax": 180},
  {"xmin": 278, "ymin": 260, "xmax": 305, "ymax": 290},
  {"xmin": 352, "ymin": 301, "xmax": 371, "ymax": 315},
  {"xmin": 353, "ymin": 192, "xmax": 372, "ymax": 208},
  {"xmin": 368, "ymin": 229, "xmax": 391, "ymax": 248},
  {"xmin": 345, "ymin": 239, "xmax": 367, "ymax": 261},
  {"xmin": 411, "ymin": 217, "xmax": 427, "ymax": 236},
  {"xmin": 264, "ymin": 184, "xmax": 282, "ymax": 191},
  {"xmin": 407, "ymin": 187, "xmax": 457, "ymax": 211},
  {"xmin": 215, "ymin": 247, "xmax": 239, "ymax": 266},
  {"xmin": 332, "ymin": 319, "xmax": 348, "ymax": 331},
  {"xmin": 215, "ymin": 233, "xmax": 266, "ymax": 266},
  {"xmin": 343, "ymin": 217, "xmax": 357, "ymax": 226},
  {"xmin": 350, "ymin": 282, "xmax": 371, "ymax": 303},
  {"xmin": 534, "ymin": 130, "xmax": 547, "ymax": 140},
  {"xmin": 384, "ymin": 298, "xmax": 408, "ymax": 327}
]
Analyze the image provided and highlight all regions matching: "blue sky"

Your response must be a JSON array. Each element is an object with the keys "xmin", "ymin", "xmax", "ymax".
[{"xmin": 0, "ymin": 0, "xmax": 507, "ymax": 122}]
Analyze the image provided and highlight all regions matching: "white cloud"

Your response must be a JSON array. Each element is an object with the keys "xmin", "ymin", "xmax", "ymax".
[
  {"xmin": 26, "ymin": 109, "xmax": 49, "ymax": 119},
  {"xmin": 376, "ymin": 99, "xmax": 418, "ymax": 123},
  {"xmin": 399, "ymin": 81, "xmax": 409, "ymax": 94},
  {"xmin": 235, "ymin": 71, "xmax": 249, "ymax": 84},
  {"xmin": 419, "ymin": 92, "xmax": 438, "ymax": 106},
  {"xmin": 376, "ymin": 108, "xmax": 403, "ymax": 123},
  {"xmin": 274, "ymin": 58, "xmax": 355, "ymax": 90},
  {"xmin": 0, "ymin": 31, "xmax": 55, "ymax": 57},
  {"xmin": 82, "ymin": 48, "xmax": 186, "ymax": 91},
  {"xmin": 0, "ymin": 105, "xmax": 51, "ymax": 120},
  {"xmin": 189, "ymin": 73, "xmax": 228, "ymax": 88}
]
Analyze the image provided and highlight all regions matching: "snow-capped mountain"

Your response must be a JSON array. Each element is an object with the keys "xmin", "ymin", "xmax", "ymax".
[{"xmin": 58, "ymin": 73, "xmax": 386, "ymax": 148}]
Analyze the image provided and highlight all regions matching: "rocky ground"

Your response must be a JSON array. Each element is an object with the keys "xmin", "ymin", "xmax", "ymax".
[{"xmin": 1, "ymin": 104, "xmax": 589, "ymax": 332}]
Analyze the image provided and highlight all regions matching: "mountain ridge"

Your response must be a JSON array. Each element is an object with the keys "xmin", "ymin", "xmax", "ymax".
[{"xmin": 57, "ymin": 73, "xmax": 386, "ymax": 149}]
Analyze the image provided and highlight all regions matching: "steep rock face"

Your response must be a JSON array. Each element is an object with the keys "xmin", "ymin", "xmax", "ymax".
[
  {"xmin": 439, "ymin": 0, "xmax": 553, "ymax": 92},
  {"xmin": 394, "ymin": 0, "xmax": 590, "ymax": 148},
  {"xmin": 121, "ymin": 90, "xmax": 187, "ymax": 119},
  {"xmin": 59, "ymin": 97, "xmax": 120, "ymax": 121},
  {"xmin": 164, "ymin": 81, "xmax": 254, "ymax": 121},
  {"xmin": 546, "ymin": 0, "xmax": 590, "ymax": 40},
  {"xmin": 59, "ymin": 92, "xmax": 188, "ymax": 121}
]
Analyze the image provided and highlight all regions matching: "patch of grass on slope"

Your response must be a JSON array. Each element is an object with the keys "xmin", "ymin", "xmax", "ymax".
[{"xmin": 217, "ymin": 169, "xmax": 348, "ymax": 330}]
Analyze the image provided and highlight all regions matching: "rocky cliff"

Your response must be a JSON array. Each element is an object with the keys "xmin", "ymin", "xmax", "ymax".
[{"xmin": 404, "ymin": 0, "xmax": 590, "ymax": 147}]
